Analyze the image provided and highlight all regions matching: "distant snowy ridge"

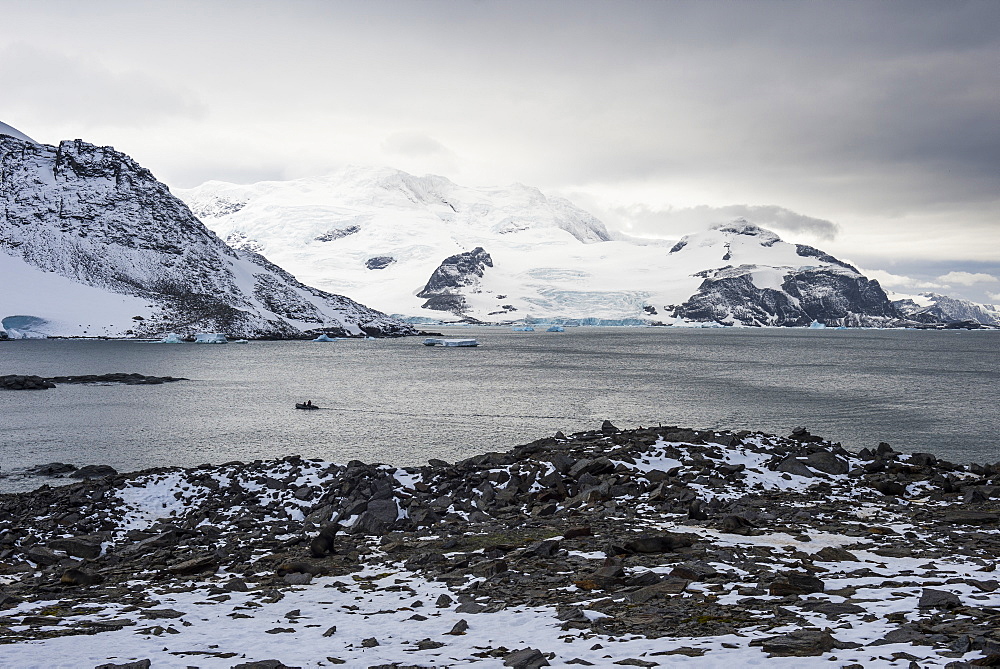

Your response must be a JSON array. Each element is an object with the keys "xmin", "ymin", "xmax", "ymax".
[
  {"xmin": 181, "ymin": 170, "xmax": 905, "ymax": 326},
  {"xmin": 0, "ymin": 132, "xmax": 414, "ymax": 339},
  {"xmin": 893, "ymin": 292, "xmax": 1000, "ymax": 326}
]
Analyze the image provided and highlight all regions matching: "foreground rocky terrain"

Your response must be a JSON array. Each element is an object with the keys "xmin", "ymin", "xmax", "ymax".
[{"xmin": 1, "ymin": 424, "xmax": 998, "ymax": 668}]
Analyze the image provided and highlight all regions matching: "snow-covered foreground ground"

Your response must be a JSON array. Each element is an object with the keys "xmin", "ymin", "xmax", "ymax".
[
  {"xmin": 1, "ymin": 425, "xmax": 998, "ymax": 668},
  {"xmin": 4, "ymin": 536, "xmax": 995, "ymax": 668}
]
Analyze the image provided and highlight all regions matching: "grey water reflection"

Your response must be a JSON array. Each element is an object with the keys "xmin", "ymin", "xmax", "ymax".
[{"xmin": 0, "ymin": 327, "xmax": 997, "ymax": 491}]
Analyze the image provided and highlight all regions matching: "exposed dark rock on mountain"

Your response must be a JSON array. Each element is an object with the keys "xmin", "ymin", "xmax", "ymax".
[
  {"xmin": 417, "ymin": 247, "xmax": 493, "ymax": 314},
  {"xmin": 794, "ymin": 244, "xmax": 858, "ymax": 271},
  {"xmin": 0, "ymin": 132, "xmax": 415, "ymax": 338},
  {"xmin": 674, "ymin": 265, "xmax": 902, "ymax": 327},
  {"xmin": 365, "ymin": 256, "xmax": 395, "ymax": 270},
  {"xmin": 313, "ymin": 225, "xmax": 360, "ymax": 242}
]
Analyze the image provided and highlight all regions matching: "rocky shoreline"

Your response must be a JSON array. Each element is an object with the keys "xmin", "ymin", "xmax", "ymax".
[{"xmin": 1, "ymin": 423, "xmax": 998, "ymax": 668}]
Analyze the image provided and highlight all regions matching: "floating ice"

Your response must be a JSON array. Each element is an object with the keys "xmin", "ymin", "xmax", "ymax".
[{"xmin": 193, "ymin": 332, "xmax": 228, "ymax": 344}]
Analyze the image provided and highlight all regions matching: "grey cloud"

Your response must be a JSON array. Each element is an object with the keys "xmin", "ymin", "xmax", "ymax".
[
  {"xmin": 1, "ymin": 0, "xmax": 997, "ymax": 268},
  {"xmin": 382, "ymin": 132, "xmax": 454, "ymax": 159},
  {"xmin": 610, "ymin": 204, "xmax": 838, "ymax": 241},
  {"xmin": 0, "ymin": 44, "xmax": 205, "ymax": 127},
  {"xmin": 849, "ymin": 256, "xmax": 1000, "ymax": 304}
]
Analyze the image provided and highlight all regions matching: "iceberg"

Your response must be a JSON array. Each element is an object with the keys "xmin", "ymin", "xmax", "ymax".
[
  {"xmin": 545, "ymin": 325, "xmax": 565, "ymax": 332},
  {"xmin": 1, "ymin": 315, "xmax": 50, "ymax": 339},
  {"xmin": 158, "ymin": 332, "xmax": 185, "ymax": 343},
  {"xmin": 194, "ymin": 332, "xmax": 228, "ymax": 344},
  {"xmin": 312, "ymin": 334, "xmax": 339, "ymax": 342},
  {"xmin": 808, "ymin": 320, "xmax": 827, "ymax": 329},
  {"xmin": 422, "ymin": 338, "xmax": 479, "ymax": 347},
  {"xmin": 512, "ymin": 326, "xmax": 535, "ymax": 332}
]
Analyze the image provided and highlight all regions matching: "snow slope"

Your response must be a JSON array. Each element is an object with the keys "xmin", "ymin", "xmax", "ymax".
[
  {"xmin": 180, "ymin": 171, "xmax": 899, "ymax": 326},
  {"xmin": 0, "ymin": 133, "xmax": 413, "ymax": 338},
  {"xmin": 0, "ymin": 121, "xmax": 36, "ymax": 144}
]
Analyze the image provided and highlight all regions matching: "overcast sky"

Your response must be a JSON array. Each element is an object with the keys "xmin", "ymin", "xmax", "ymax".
[{"xmin": 2, "ymin": 0, "xmax": 998, "ymax": 302}]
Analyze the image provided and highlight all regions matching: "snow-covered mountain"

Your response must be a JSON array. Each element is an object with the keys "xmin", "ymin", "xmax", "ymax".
[
  {"xmin": 181, "ymin": 170, "xmax": 901, "ymax": 327},
  {"xmin": 892, "ymin": 293, "xmax": 1000, "ymax": 326},
  {"xmin": 0, "ymin": 127, "xmax": 414, "ymax": 339}
]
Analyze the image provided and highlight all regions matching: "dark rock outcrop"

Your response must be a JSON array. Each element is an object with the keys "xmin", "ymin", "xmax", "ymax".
[
  {"xmin": 365, "ymin": 256, "xmax": 395, "ymax": 270},
  {"xmin": 674, "ymin": 265, "xmax": 901, "ymax": 327},
  {"xmin": 417, "ymin": 247, "xmax": 493, "ymax": 314}
]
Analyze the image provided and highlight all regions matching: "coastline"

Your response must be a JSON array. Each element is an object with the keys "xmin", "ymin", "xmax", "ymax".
[{"xmin": 1, "ymin": 423, "xmax": 998, "ymax": 668}]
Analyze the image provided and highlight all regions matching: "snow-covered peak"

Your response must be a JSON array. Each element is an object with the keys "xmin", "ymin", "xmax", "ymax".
[
  {"xmin": 0, "ymin": 134, "xmax": 413, "ymax": 338},
  {"xmin": 180, "ymin": 166, "xmax": 612, "ymax": 246},
  {"xmin": 665, "ymin": 219, "xmax": 839, "ymax": 277},
  {"xmin": 0, "ymin": 121, "xmax": 36, "ymax": 144},
  {"xmin": 181, "ymin": 163, "xmax": 895, "ymax": 326},
  {"xmin": 712, "ymin": 218, "xmax": 783, "ymax": 244}
]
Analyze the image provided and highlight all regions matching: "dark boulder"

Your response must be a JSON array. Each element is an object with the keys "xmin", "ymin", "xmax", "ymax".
[
  {"xmin": 70, "ymin": 465, "xmax": 118, "ymax": 479},
  {"xmin": 503, "ymin": 647, "xmax": 550, "ymax": 669},
  {"xmin": 769, "ymin": 571, "xmax": 824, "ymax": 596},
  {"xmin": 621, "ymin": 532, "xmax": 694, "ymax": 554},
  {"xmin": 95, "ymin": 661, "xmax": 151, "ymax": 669},
  {"xmin": 918, "ymin": 588, "xmax": 962, "ymax": 609},
  {"xmin": 751, "ymin": 629, "xmax": 848, "ymax": 657},
  {"xmin": 28, "ymin": 462, "xmax": 78, "ymax": 476},
  {"xmin": 720, "ymin": 515, "xmax": 756, "ymax": 535},
  {"xmin": 352, "ymin": 498, "xmax": 401, "ymax": 535},
  {"xmin": 803, "ymin": 451, "xmax": 848, "ymax": 475},
  {"xmin": 775, "ymin": 456, "xmax": 815, "ymax": 478},
  {"xmin": 49, "ymin": 535, "xmax": 104, "ymax": 559}
]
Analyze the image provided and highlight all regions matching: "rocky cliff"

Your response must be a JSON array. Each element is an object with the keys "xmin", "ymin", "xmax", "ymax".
[
  {"xmin": 664, "ymin": 223, "xmax": 903, "ymax": 327},
  {"xmin": 0, "ymin": 129, "xmax": 414, "ymax": 338},
  {"xmin": 416, "ymin": 246, "xmax": 493, "ymax": 314},
  {"xmin": 675, "ymin": 265, "xmax": 901, "ymax": 327}
]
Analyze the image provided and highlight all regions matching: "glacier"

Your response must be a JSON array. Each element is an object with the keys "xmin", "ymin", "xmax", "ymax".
[{"xmin": 179, "ymin": 168, "xmax": 906, "ymax": 327}]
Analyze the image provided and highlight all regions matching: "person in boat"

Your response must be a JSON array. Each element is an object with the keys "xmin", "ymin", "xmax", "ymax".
[{"xmin": 305, "ymin": 400, "xmax": 313, "ymax": 407}]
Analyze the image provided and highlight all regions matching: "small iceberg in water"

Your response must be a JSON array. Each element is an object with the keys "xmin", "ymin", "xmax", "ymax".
[
  {"xmin": 312, "ymin": 334, "xmax": 339, "ymax": 342},
  {"xmin": 546, "ymin": 325, "xmax": 565, "ymax": 332},
  {"xmin": 512, "ymin": 326, "xmax": 535, "ymax": 332},
  {"xmin": 808, "ymin": 320, "xmax": 827, "ymax": 329},
  {"xmin": 158, "ymin": 333, "xmax": 185, "ymax": 343},
  {"xmin": 423, "ymin": 338, "xmax": 479, "ymax": 347},
  {"xmin": 194, "ymin": 333, "xmax": 228, "ymax": 344}
]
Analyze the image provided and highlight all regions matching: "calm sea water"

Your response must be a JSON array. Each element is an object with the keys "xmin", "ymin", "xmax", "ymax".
[{"xmin": 0, "ymin": 327, "xmax": 997, "ymax": 491}]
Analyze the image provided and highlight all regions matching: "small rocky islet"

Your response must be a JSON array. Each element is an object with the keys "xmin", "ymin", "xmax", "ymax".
[
  {"xmin": 0, "ymin": 373, "xmax": 187, "ymax": 391},
  {"xmin": 0, "ymin": 423, "xmax": 998, "ymax": 668}
]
